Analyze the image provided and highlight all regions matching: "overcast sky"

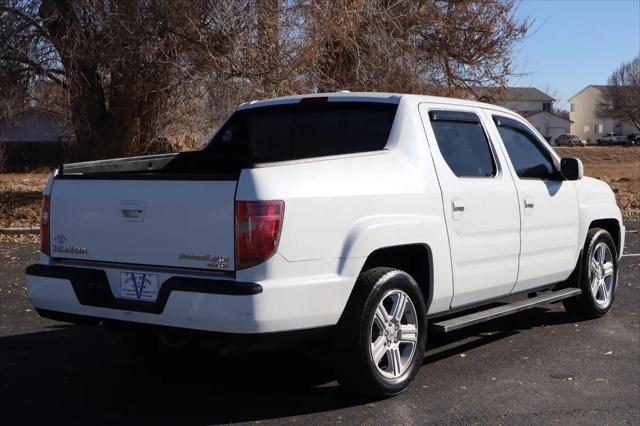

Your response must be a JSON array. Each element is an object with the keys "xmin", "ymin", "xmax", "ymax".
[{"xmin": 511, "ymin": 0, "xmax": 640, "ymax": 109}]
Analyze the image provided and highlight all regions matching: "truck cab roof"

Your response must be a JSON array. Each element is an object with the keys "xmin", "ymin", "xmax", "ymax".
[{"xmin": 238, "ymin": 91, "xmax": 516, "ymax": 116}]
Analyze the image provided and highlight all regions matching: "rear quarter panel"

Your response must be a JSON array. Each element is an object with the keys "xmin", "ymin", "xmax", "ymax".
[{"xmin": 235, "ymin": 99, "xmax": 454, "ymax": 314}]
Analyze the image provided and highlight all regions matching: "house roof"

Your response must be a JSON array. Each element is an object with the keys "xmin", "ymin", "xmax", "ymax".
[
  {"xmin": 0, "ymin": 108, "xmax": 70, "ymax": 143},
  {"xmin": 476, "ymin": 87, "xmax": 555, "ymax": 103},
  {"xmin": 521, "ymin": 110, "xmax": 574, "ymax": 123},
  {"xmin": 568, "ymin": 85, "xmax": 616, "ymax": 100}
]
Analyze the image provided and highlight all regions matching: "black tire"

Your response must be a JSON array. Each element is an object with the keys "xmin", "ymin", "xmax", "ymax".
[
  {"xmin": 563, "ymin": 228, "xmax": 618, "ymax": 318},
  {"xmin": 568, "ymin": 141, "xmax": 574, "ymax": 147},
  {"xmin": 333, "ymin": 267, "xmax": 427, "ymax": 398}
]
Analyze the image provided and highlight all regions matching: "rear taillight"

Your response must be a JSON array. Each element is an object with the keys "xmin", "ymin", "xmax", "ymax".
[
  {"xmin": 40, "ymin": 195, "xmax": 51, "ymax": 255},
  {"xmin": 235, "ymin": 200, "xmax": 284, "ymax": 270}
]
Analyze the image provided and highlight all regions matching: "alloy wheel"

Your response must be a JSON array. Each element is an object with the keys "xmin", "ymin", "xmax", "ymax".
[
  {"xmin": 369, "ymin": 289, "xmax": 419, "ymax": 379},
  {"xmin": 589, "ymin": 242, "xmax": 615, "ymax": 308}
]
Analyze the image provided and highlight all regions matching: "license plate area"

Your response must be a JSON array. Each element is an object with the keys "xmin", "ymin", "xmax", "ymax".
[{"xmin": 119, "ymin": 271, "xmax": 159, "ymax": 302}]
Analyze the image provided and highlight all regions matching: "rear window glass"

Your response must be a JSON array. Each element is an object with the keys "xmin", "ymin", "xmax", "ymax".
[{"xmin": 205, "ymin": 102, "xmax": 397, "ymax": 163}]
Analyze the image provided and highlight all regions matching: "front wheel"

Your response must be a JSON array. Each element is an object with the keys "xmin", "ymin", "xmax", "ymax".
[
  {"xmin": 333, "ymin": 267, "xmax": 427, "ymax": 398},
  {"xmin": 563, "ymin": 228, "xmax": 618, "ymax": 318}
]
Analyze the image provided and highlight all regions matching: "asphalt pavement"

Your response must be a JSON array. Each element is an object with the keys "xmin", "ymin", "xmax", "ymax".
[{"xmin": 1, "ymin": 223, "xmax": 639, "ymax": 425}]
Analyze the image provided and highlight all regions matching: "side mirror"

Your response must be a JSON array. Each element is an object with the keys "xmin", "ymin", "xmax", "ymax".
[{"xmin": 561, "ymin": 157, "xmax": 583, "ymax": 181}]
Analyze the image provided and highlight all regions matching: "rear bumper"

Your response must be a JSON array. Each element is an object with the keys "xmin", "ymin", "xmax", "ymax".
[
  {"xmin": 26, "ymin": 262, "xmax": 350, "ymax": 334},
  {"xmin": 26, "ymin": 264, "xmax": 262, "ymax": 314}
]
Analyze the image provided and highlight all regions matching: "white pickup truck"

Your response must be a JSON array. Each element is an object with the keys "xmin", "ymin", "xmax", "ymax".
[{"xmin": 26, "ymin": 92, "xmax": 624, "ymax": 397}]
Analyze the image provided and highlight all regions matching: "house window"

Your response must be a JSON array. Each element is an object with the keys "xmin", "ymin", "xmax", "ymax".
[
  {"xmin": 583, "ymin": 125, "xmax": 590, "ymax": 133},
  {"xmin": 595, "ymin": 123, "xmax": 603, "ymax": 134},
  {"xmin": 570, "ymin": 103, "xmax": 575, "ymax": 112},
  {"xmin": 543, "ymin": 103, "xmax": 551, "ymax": 112}
]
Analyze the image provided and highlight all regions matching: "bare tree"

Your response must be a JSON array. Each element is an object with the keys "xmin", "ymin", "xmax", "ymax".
[
  {"xmin": 302, "ymin": 0, "xmax": 528, "ymax": 95},
  {"xmin": 0, "ymin": 0, "xmax": 203, "ymax": 159},
  {"xmin": 1, "ymin": 0, "xmax": 529, "ymax": 161},
  {"xmin": 597, "ymin": 55, "xmax": 640, "ymax": 131}
]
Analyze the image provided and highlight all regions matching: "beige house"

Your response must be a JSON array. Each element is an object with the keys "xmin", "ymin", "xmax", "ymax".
[
  {"xmin": 477, "ymin": 87, "xmax": 571, "ymax": 141},
  {"xmin": 569, "ymin": 85, "xmax": 637, "ymax": 143}
]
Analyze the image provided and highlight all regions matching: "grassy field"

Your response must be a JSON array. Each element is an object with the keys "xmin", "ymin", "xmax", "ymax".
[{"xmin": 1, "ymin": 146, "xmax": 639, "ymax": 238}]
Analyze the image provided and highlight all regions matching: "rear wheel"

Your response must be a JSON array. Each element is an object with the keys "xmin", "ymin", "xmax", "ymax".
[
  {"xmin": 563, "ymin": 228, "xmax": 618, "ymax": 318},
  {"xmin": 334, "ymin": 268, "xmax": 426, "ymax": 398}
]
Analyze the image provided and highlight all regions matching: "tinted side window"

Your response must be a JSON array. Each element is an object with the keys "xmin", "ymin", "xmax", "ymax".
[
  {"xmin": 494, "ymin": 120, "xmax": 558, "ymax": 179},
  {"xmin": 429, "ymin": 112, "xmax": 496, "ymax": 178}
]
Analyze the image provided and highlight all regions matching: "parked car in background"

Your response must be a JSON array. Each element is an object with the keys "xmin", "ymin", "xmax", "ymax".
[
  {"xmin": 628, "ymin": 133, "xmax": 640, "ymax": 145},
  {"xmin": 555, "ymin": 134, "xmax": 586, "ymax": 147},
  {"xmin": 597, "ymin": 133, "xmax": 631, "ymax": 145}
]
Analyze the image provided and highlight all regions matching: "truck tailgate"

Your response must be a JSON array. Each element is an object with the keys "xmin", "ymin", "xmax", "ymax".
[{"xmin": 49, "ymin": 179, "xmax": 236, "ymax": 271}]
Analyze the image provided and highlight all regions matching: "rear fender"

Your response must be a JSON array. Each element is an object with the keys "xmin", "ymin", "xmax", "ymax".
[{"xmin": 338, "ymin": 214, "xmax": 453, "ymax": 314}]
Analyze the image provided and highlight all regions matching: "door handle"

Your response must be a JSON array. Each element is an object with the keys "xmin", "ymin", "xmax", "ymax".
[
  {"xmin": 452, "ymin": 199, "xmax": 466, "ymax": 212},
  {"xmin": 452, "ymin": 199, "xmax": 466, "ymax": 220},
  {"xmin": 122, "ymin": 208, "xmax": 144, "ymax": 219},
  {"xmin": 121, "ymin": 202, "xmax": 145, "ymax": 221},
  {"xmin": 524, "ymin": 198, "xmax": 535, "ymax": 209}
]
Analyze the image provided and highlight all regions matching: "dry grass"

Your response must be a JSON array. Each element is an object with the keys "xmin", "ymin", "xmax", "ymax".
[
  {"xmin": 0, "ymin": 147, "xmax": 638, "ymax": 234},
  {"xmin": 0, "ymin": 233, "xmax": 39, "ymax": 243},
  {"xmin": 0, "ymin": 173, "xmax": 48, "ymax": 228},
  {"xmin": 555, "ymin": 146, "xmax": 640, "ymax": 219}
]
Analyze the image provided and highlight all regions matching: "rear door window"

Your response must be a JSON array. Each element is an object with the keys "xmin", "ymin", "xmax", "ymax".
[{"xmin": 428, "ymin": 110, "xmax": 497, "ymax": 178}]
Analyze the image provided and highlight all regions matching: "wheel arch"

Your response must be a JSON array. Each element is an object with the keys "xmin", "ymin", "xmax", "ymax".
[
  {"xmin": 337, "ymin": 214, "xmax": 452, "ymax": 315},
  {"xmin": 588, "ymin": 218, "xmax": 622, "ymax": 257},
  {"xmin": 359, "ymin": 244, "xmax": 433, "ymax": 311}
]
